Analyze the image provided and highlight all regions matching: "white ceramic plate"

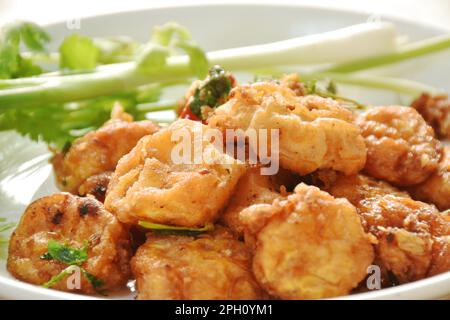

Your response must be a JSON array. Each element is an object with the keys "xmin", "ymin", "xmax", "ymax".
[{"xmin": 0, "ymin": 3, "xmax": 449, "ymax": 300}]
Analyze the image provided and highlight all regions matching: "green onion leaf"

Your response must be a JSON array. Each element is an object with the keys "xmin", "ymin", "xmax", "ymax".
[{"xmin": 138, "ymin": 221, "xmax": 214, "ymax": 236}]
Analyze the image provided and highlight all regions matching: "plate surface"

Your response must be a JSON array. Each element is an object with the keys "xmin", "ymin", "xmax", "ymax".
[{"xmin": 0, "ymin": 3, "xmax": 449, "ymax": 300}]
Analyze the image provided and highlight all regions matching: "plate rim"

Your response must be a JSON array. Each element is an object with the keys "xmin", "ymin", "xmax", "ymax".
[
  {"xmin": 38, "ymin": 1, "xmax": 449, "ymax": 34},
  {"xmin": 1, "ymin": 2, "xmax": 448, "ymax": 300}
]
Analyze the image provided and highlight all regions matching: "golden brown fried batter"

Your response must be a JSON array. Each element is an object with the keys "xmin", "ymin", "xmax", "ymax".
[
  {"xmin": 220, "ymin": 167, "xmax": 290, "ymax": 238},
  {"xmin": 7, "ymin": 193, "xmax": 131, "ymax": 294},
  {"xmin": 207, "ymin": 81, "xmax": 367, "ymax": 176},
  {"xmin": 411, "ymin": 93, "xmax": 450, "ymax": 139},
  {"xmin": 326, "ymin": 173, "xmax": 450, "ymax": 284},
  {"xmin": 105, "ymin": 119, "xmax": 245, "ymax": 227},
  {"xmin": 78, "ymin": 171, "xmax": 112, "ymax": 203},
  {"xmin": 326, "ymin": 173, "xmax": 410, "ymax": 207},
  {"xmin": 240, "ymin": 183, "xmax": 374, "ymax": 299},
  {"xmin": 409, "ymin": 146, "xmax": 450, "ymax": 211},
  {"xmin": 279, "ymin": 73, "xmax": 306, "ymax": 96},
  {"xmin": 357, "ymin": 106, "xmax": 441, "ymax": 186},
  {"xmin": 357, "ymin": 195, "xmax": 450, "ymax": 283},
  {"xmin": 131, "ymin": 227, "xmax": 265, "ymax": 300},
  {"xmin": 52, "ymin": 105, "xmax": 159, "ymax": 194}
]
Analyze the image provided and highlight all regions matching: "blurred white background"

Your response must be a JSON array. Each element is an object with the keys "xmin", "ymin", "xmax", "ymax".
[{"xmin": 0, "ymin": 0, "xmax": 449, "ymax": 30}]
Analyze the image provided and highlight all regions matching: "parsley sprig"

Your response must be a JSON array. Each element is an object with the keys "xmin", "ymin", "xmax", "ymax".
[{"xmin": 41, "ymin": 240, "xmax": 105, "ymax": 294}]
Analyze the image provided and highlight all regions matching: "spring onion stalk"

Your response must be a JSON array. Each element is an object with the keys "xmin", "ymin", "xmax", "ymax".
[
  {"xmin": 323, "ymin": 34, "xmax": 450, "ymax": 73},
  {"xmin": 21, "ymin": 23, "xmax": 399, "ymax": 69},
  {"xmin": 1, "ymin": 31, "xmax": 448, "ymax": 109},
  {"xmin": 0, "ymin": 23, "xmax": 400, "ymax": 109},
  {"xmin": 206, "ymin": 22, "xmax": 399, "ymax": 69}
]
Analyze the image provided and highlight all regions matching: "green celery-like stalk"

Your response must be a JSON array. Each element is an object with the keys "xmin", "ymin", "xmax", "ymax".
[{"xmin": 324, "ymin": 34, "xmax": 450, "ymax": 73}]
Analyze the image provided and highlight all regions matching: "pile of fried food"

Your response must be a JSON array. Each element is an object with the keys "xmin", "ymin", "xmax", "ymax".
[{"xmin": 6, "ymin": 71, "xmax": 450, "ymax": 299}]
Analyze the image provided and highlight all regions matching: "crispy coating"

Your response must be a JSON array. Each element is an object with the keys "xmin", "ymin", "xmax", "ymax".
[
  {"xmin": 52, "ymin": 106, "xmax": 159, "ymax": 193},
  {"xmin": 326, "ymin": 173, "xmax": 410, "ymax": 207},
  {"xmin": 207, "ymin": 81, "xmax": 367, "ymax": 176},
  {"xmin": 409, "ymin": 146, "xmax": 450, "ymax": 211},
  {"xmin": 357, "ymin": 196, "xmax": 450, "ymax": 283},
  {"xmin": 131, "ymin": 227, "xmax": 265, "ymax": 300},
  {"xmin": 7, "ymin": 193, "xmax": 131, "ymax": 294},
  {"xmin": 78, "ymin": 171, "xmax": 112, "ymax": 203},
  {"xmin": 220, "ymin": 167, "xmax": 289, "ymax": 238},
  {"xmin": 326, "ymin": 173, "xmax": 450, "ymax": 283},
  {"xmin": 411, "ymin": 93, "xmax": 450, "ymax": 139},
  {"xmin": 240, "ymin": 183, "xmax": 374, "ymax": 299},
  {"xmin": 279, "ymin": 73, "xmax": 306, "ymax": 96},
  {"xmin": 357, "ymin": 106, "xmax": 441, "ymax": 186},
  {"xmin": 105, "ymin": 119, "xmax": 245, "ymax": 227}
]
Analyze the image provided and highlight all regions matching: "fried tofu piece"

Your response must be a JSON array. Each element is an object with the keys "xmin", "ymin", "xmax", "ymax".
[
  {"xmin": 326, "ymin": 173, "xmax": 450, "ymax": 283},
  {"xmin": 78, "ymin": 171, "xmax": 112, "ymax": 203},
  {"xmin": 411, "ymin": 93, "xmax": 450, "ymax": 139},
  {"xmin": 7, "ymin": 193, "xmax": 131, "ymax": 294},
  {"xmin": 105, "ymin": 119, "xmax": 246, "ymax": 227},
  {"xmin": 240, "ymin": 183, "xmax": 374, "ymax": 299},
  {"xmin": 409, "ymin": 146, "xmax": 450, "ymax": 211},
  {"xmin": 357, "ymin": 196, "xmax": 450, "ymax": 283},
  {"xmin": 131, "ymin": 227, "xmax": 265, "ymax": 300},
  {"xmin": 52, "ymin": 105, "xmax": 159, "ymax": 194},
  {"xmin": 220, "ymin": 167, "xmax": 290, "ymax": 238},
  {"xmin": 357, "ymin": 106, "xmax": 441, "ymax": 186},
  {"xmin": 326, "ymin": 173, "xmax": 410, "ymax": 207},
  {"xmin": 207, "ymin": 81, "xmax": 367, "ymax": 176}
]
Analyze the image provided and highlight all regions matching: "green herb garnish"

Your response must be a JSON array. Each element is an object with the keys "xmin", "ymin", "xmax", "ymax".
[
  {"xmin": 304, "ymin": 78, "xmax": 366, "ymax": 110},
  {"xmin": 42, "ymin": 266, "xmax": 74, "ymax": 288},
  {"xmin": 59, "ymin": 34, "xmax": 99, "ymax": 70},
  {"xmin": 151, "ymin": 22, "xmax": 208, "ymax": 78},
  {"xmin": 41, "ymin": 240, "xmax": 106, "ymax": 294},
  {"xmin": 45, "ymin": 239, "xmax": 88, "ymax": 265},
  {"xmin": 0, "ymin": 21, "xmax": 50, "ymax": 79},
  {"xmin": 81, "ymin": 269, "xmax": 106, "ymax": 295},
  {"xmin": 138, "ymin": 221, "xmax": 214, "ymax": 236},
  {"xmin": 188, "ymin": 65, "xmax": 232, "ymax": 118}
]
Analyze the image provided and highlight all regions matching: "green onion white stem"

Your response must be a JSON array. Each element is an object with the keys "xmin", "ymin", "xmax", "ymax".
[
  {"xmin": 0, "ymin": 23, "xmax": 402, "ymax": 108},
  {"xmin": 323, "ymin": 34, "xmax": 450, "ymax": 73}
]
